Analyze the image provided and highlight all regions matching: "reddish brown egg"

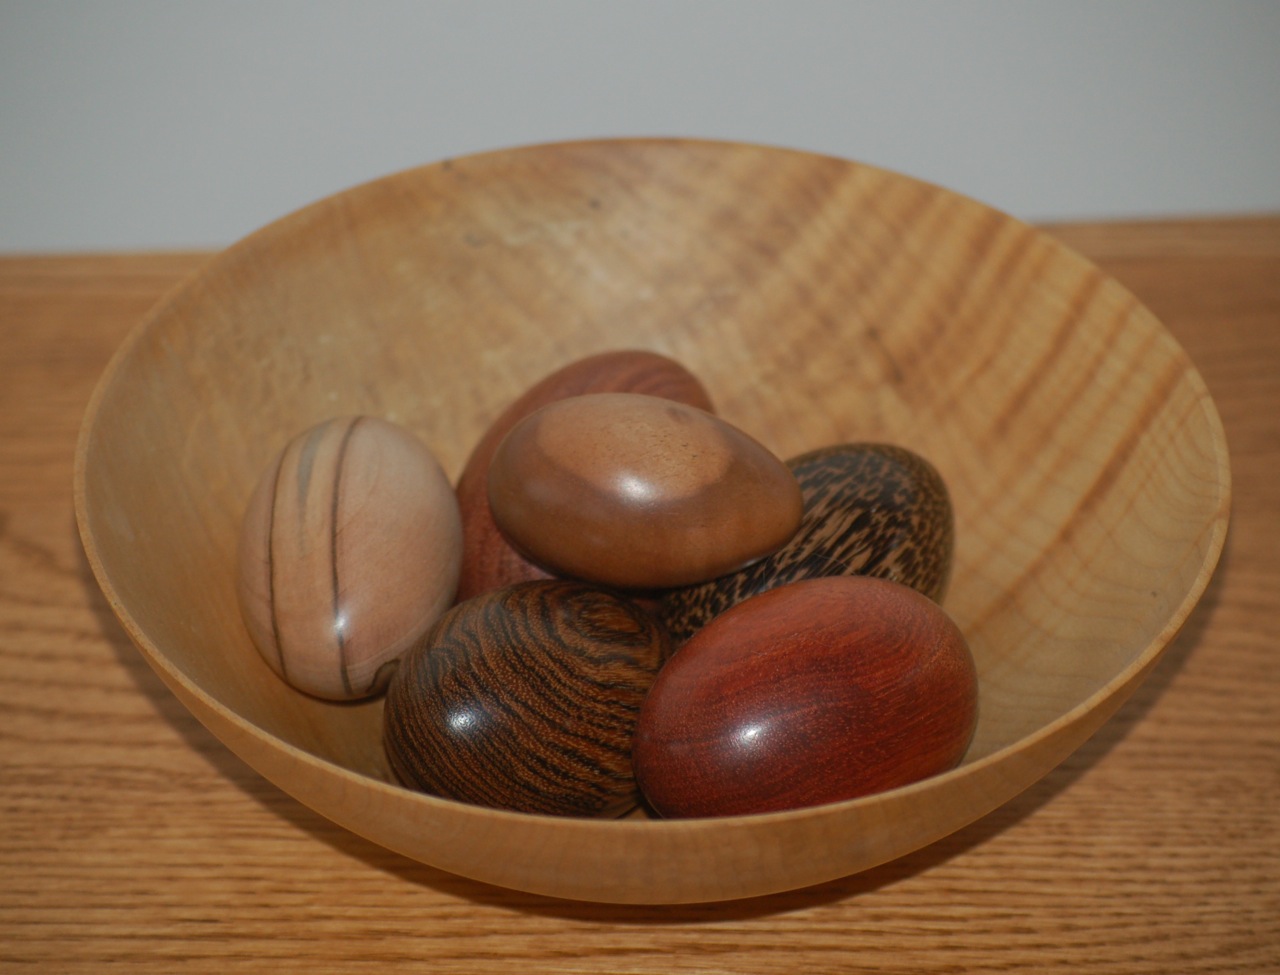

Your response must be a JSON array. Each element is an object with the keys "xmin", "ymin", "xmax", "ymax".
[
  {"xmin": 633, "ymin": 576, "xmax": 978, "ymax": 818},
  {"xmin": 237, "ymin": 416, "xmax": 462, "ymax": 701},
  {"xmin": 454, "ymin": 350, "xmax": 714, "ymax": 603},
  {"xmin": 487, "ymin": 392, "xmax": 804, "ymax": 589},
  {"xmin": 383, "ymin": 581, "xmax": 669, "ymax": 817}
]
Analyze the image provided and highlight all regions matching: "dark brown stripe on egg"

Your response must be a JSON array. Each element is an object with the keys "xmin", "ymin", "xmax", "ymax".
[
  {"xmin": 330, "ymin": 416, "xmax": 362, "ymax": 698},
  {"xmin": 264, "ymin": 450, "xmax": 289, "ymax": 681},
  {"xmin": 294, "ymin": 419, "xmax": 324, "ymax": 512}
]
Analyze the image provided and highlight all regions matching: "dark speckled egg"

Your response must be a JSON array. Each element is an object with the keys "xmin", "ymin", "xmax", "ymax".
[
  {"xmin": 657, "ymin": 442, "xmax": 954, "ymax": 645},
  {"xmin": 383, "ymin": 581, "xmax": 669, "ymax": 818}
]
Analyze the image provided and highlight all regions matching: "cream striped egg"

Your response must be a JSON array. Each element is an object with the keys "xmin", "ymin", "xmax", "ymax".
[{"xmin": 236, "ymin": 416, "xmax": 462, "ymax": 700}]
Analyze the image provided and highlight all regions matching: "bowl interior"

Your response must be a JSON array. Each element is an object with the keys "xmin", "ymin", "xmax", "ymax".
[{"xmin": 75, "ymin": 139, "xmax": 1229, "ymax": 902}]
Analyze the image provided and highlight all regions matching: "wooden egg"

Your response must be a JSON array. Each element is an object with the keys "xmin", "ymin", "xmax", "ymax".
[
  {"xmin": 633, "ymin": 576, "xmax": 978, "ymax": 818},
  {"xmin": 383, "ymin": 581, "xmax": 670, "ymax": 817},
  {"xmin": 454, "ymin": 350, "xmax": 714, "ymax": 603},
  {"xmin": 658, "ymin": 442, "xmax": 954, "ymax": 644},
  {"xmin": 487, "ymin": 392, "xmax": 803, "ymax": 589},
  {"xmin": 236, "ymin": 416, "xmax": 462, "ymax": 701}
]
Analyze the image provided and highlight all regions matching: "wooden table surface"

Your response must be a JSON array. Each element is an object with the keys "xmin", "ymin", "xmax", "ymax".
[{"xmin": 2, "ymin": 216, "xmax": 1277, "ymax": 973}]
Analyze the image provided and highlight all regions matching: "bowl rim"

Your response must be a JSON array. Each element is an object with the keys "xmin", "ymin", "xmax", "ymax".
[{"xmin": 72, "ymin": 134, "xmax": 1234, "ymax": 840}]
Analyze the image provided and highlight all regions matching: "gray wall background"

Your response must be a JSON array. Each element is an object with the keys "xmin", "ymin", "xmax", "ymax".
[{"xmin": 3, "ymin": 0, "xmax": 1278, "ymax": 252}]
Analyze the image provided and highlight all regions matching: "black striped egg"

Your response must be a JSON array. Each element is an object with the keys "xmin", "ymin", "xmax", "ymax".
[{"xmin": 383, "ymin": 581, "xmax": 670, "ymax": 817}]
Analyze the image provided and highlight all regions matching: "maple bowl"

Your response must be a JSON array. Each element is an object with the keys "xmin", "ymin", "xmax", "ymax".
[{"xmin": 74, "ymin": 138, "xmax": 1230, "ymax": 904}]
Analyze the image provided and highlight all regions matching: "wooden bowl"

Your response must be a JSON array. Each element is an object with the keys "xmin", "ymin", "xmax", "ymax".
[{"xmin": 74, "ymin": 139, "xmax": 1230, "ymax": 904}]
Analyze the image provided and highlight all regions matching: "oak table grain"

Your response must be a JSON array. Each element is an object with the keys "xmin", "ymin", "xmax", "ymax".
[{"xmin": 2, "ymin": 218, "xmax": 1277, "ymax": 973}]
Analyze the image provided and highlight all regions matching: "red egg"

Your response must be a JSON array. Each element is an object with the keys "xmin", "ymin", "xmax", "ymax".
[
  {"xmin": 454, "ymin": 350, "xmax": 714, "ymax": 603},
  {"xmin": 633, "ymin": 576, "xmax": 978, "ymax": 818}
]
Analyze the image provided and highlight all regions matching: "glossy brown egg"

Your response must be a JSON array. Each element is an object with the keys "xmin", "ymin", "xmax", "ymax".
[
  {"xmin": 383, "ymin": 581, "xmax": 670, "ymax": 817},
  {"xmin": 237, "ymin": 416, "xmax": 462, "ymax": 701},
  {"xmin": 658, "ymin": 443, "xmax": 954, "ymax": 644},
  {"xmin": 633, "ymin": 576, "xmax": 978, "ymax": 818},
  {"xmin": 487, "ymin": 392, "xmax": 804, "ymax": 589},
  {"xmin": 454, "ymin": 350, "xmax": 714, "ymax": 603}
]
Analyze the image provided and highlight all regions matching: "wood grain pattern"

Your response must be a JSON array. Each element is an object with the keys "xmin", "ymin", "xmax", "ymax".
[
  {"xmin": 67, "ymin": 140, "xmax": 1228, "ymax": 900},
  {"xmin": 69, "ymin": 141, "xmax": 1230, "ymax": 905},
  {"xmin": 635, "ymin": 577, "xmax": 976, "ymax": 818},
  {"xmin": 487, "ymin": 392, "xmax": 803, "ymax": 589},
  {"xmin": 2, "ymin": 216, "xmax": 1276, "ymax": 967},
  {"xmin": 384, "ymin": 581, "xmax": 668, "ymax": 816}
]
